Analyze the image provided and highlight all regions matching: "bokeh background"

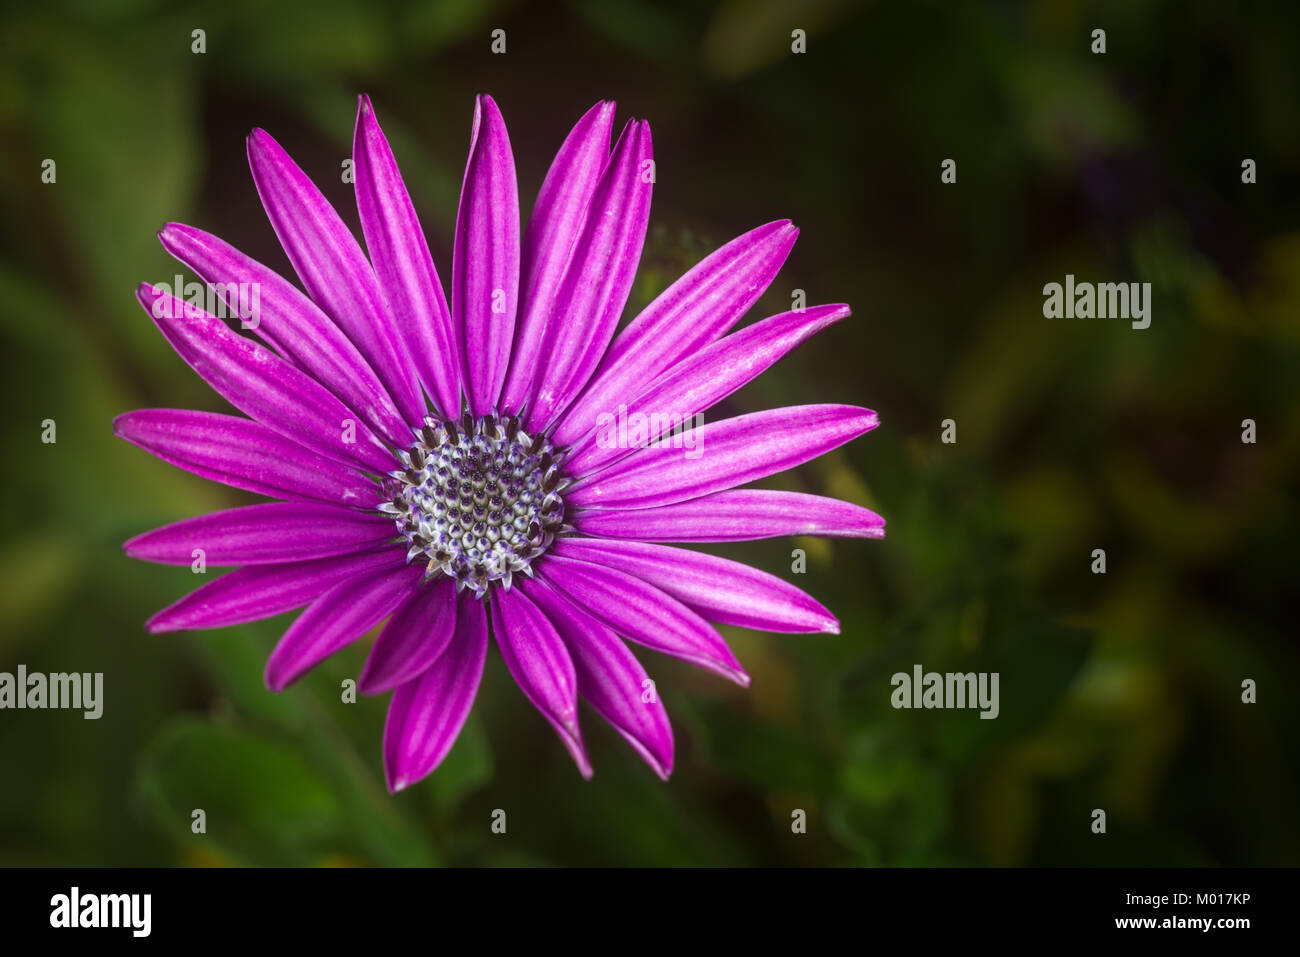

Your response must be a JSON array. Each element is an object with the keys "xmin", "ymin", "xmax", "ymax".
[{"xmin": 1, "ymin": 0, "xmax": 1297, "ymax": 866}]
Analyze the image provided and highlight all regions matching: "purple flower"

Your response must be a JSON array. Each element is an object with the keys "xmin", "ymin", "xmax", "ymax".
[{"xmin": 117, "ymin": 95, "xmax": 885, "ymax": 792}]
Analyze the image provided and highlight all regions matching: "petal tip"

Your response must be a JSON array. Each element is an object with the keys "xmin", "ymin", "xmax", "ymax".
[
  {"xmin": 143, "ymin": 613, "xmax": 177, "ymax": 635},
  {"xmin": 263, "ymin": 661, "xmax": 290, "ymax": 693},
  {"xmin": 355, "ymin": 667, "xmax": 388, "ymax": 697}
]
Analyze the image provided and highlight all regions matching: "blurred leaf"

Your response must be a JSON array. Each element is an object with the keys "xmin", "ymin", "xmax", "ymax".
[{"xmin": 136, "ymin": 718, "xmax": 346, "ymax": 866}]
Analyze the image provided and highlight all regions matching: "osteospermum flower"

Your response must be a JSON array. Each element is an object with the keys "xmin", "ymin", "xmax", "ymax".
[{"xmin": 116, "ymin": 95, "xmax": 885, "ymax": 791}]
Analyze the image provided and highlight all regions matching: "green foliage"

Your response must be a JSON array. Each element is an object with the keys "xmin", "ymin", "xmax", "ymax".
[{"xmin": 0, "ymin": 0, "xmax": 1296, "ymax": 866}]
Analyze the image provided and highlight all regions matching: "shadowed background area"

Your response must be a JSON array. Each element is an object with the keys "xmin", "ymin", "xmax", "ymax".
[{"xmin": 0, "ymin": 0, "xmax": 1297, "ymax": 866}]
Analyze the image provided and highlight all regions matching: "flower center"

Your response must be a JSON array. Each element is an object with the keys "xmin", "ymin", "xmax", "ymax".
[{"xmin": 379, "ymin": 414, "xmax": 569, "ymax": 596}]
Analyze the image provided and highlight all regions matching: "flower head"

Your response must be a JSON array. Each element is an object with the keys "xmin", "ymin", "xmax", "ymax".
[{"xmin": 117, "ymin": 95, "xmax": 884, "ymax": 792}]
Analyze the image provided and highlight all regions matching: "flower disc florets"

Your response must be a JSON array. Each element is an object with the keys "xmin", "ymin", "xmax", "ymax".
[{"xmin": 379, "ymin": 413, "xmax": 570, "ymax": 596}]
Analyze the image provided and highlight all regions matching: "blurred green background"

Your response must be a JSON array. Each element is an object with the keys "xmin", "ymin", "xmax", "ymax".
[{"xmin": 1, "ymin": 0, "xmax": 1297, "ymax": 866}]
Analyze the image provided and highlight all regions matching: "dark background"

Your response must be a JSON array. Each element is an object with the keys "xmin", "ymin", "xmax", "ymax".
[{"xmin": 0, "ymin": 0, "xmax": 1296, "ymax": 866}]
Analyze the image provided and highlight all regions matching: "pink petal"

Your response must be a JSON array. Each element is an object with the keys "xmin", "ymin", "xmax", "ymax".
[
  {"xmin": 452, "ymin": 95, "xmax": 520, "ymax": 417},
  {"xmin": 136, "ymin": 283, "xmax": 394, "ymax": 473},
  {"xmin": 539, "ymin": 554, "xmax": 748, "ymax": 685},
  {"xmin": 489, "ymin": 586, "xmax": 592, "ymax": 778},
  {"xmin": 358, "ymin": 576, "xmax": 458, "ymax": 694},
  {"xmin": 114, "ymin": 409, "xmax": 379, "ymax": 507},
  {"xmin": 157, "ymin": 223, "xmax": 410, "ymax": 446},
  {"xmin": 500, "ymin": 100, "xmax": 616, "ymax": 416},
  {"xmin": 553, "ymin": 220, "xmax": 798, "ymax": 446},
  {"xmin": 264, "ymin": 563, "xmax": 422, "ymax": 691},
  {"xmin": 565, "ymin": 303, "xmax": 851, "ymax": 474},
  {"xmin": 572, "ymin": 489, "xmax": 886, "ymax": 542},
  {"xmin": 567, "ymin": 404, "xmax": 879, "ymax": 510},
  {"xmin": 124, "ymin": 503, "xmax": 395, "ymax": 566},
  {"xmin": 247, "ymin": 128, "xmax": 424, "ymax": 427},
  {"xmin": 553, "ymin": 538, "xmax": 838, "ymax": 634},
  {"xmin": 525, "ymin": 118, "xmax": 654, "ymax": 430},
  {"xmin": 145, "ymin": 547, "xmax": 404, "ymax": 634},
  {"xmin": 522, "ymin": 577, "xmax": 673, "ymax": 779},
  {"xmin": 383, "ymin": 592, "xmax": 488, "ymax": 793},
  {"xmin": 353, "ymin": 96, "xmax": 463, "ymax": 420}
]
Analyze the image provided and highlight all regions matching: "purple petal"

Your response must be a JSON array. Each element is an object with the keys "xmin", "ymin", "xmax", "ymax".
[
  {"xmin": 525, "ymin": 119, "xmax": 654, "ymax": 430},
  {"xmin": 573, "ymin": 489, "xmax": 886, "ymax": 542},
  {"xmin": 145, "ymin": 547, "xmax": 404, "ymax": 633},
  {"xmin": 500, "ymin": 100, "xmax": 616, "ymax": 415},
  {"xmin": 567, "ymin": 404, "xmax": 879, "ymax": 510},
  {"xmin": 522, "ymin": 577, "xmax": 673, "ymax": 779},
  {"xmin": 358, "ymin": 576, "xmax": 458, "ymax": 695},
  {"xmin": 565, "ymin": 303, "xmax": 851, "ymax": 474},
  {"xmin": 114, "ymin": 409, "xmax": 379, "ymax": 507},
  {"xmin": 124, "ymin": 503, "xmax": 395, "ymax": 566},
  {"xmin": 264, "ymin": 563, "xmax": 422, "ymax": 691},
  {"xmin": 539, "ymin": 554, "xmax": 748, "ymax": 685},
  {"xmin": 452, "ymin": 95, "xmax": 520, "ymax": 417},
  {"xmin": 552, "ymin": 220, "xmax": 798, "ymax": 446},
  {"xmin": 157, "ymin": 223, "xmax": 410, "ymax": 446},
  {"xmin": 383, "ymin": 592, "xmax": 488, "ymax": 793},
  {"xmin": 489, "ymin": 587, "xmax": 592, "ymax": 778},
  {"xmin": 247, "ymin": 128, "xmax": 424, "ymax": 427},
  {"xmin": 353, "ymin": 96, "xmax": 463, "ymax": 420},
  {"xmin": 136, "ymin": 283, "xmax": 394, "ymax": 473},
  {"xmin": 553, "ymin": 538, "xmax": 838, "ymax": 634}
]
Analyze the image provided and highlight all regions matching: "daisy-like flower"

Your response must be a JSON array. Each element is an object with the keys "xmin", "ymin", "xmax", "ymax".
[{"xmin": 117, "ymin": 95, "xmax": 885, "ymax": 792}]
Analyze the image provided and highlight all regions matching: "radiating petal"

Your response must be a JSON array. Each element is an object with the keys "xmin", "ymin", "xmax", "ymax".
[
  {"xmin": 567, "ymin": 404, "xmax": 879, "ymax": 510},
  {"xmin": 565, "ymin": 303, "xmax": 851, "ymax": 474},
  {"xmin": 124, "ymin": 503, "xmax": 395, "ymax": 566},
  {"xmin": 114, "ymin": 409, "xmax": 379, "ymax": 507},
  {"xmin": 489, "ymin": 587, "xmax": 591, "ymax": 777},
  {"xmin": 522, "ymin": 577, "xmax": 673, "ymax": 779},
  {"xmin": 145, "ymin": 547, "xmax": 404, "ymax": 633},
  {"xmin": 553, "ymin": 220, "xmax": 798, "ymax": 445},
  {"xmin": 452, "ymin": 95, "xmax": 520, "ymax": 416},
  {"xmin": 383, "ymin": 592, "xmax": 488, "ymax": 793},
  {"xmin": 500, "ymin": 100, "xmax": 616, "ymax": 416},
  {"xmin": 246, "ymin": 128, "xmax": 424, "ymax": 426},
  {"xmin": 572, "ymin": 489, "xmax": 886, "ymax": 542},
  {"xmin": 264, "ymin": 563, "xmax": 422, "ymax": 691},
  {"xmin": 157, "ymin": 223, "xmax": 410, "ymax": 446},
  {"xmin": 136, "ymin": 283, "xmax": 393, "ymax": 473},
  {"xmin": 539, "ymin": 554, "xmax": 748, "ymax": 685},
  {"xmin": 358, "ymin": 576, "xmax": 458, "ymax": 694},
  {"xmin": 553, "ymin": 538, "xmax": 838, "ymax": 634},
  {"xmin": 353, "ymin": 96, "xmax": 463, "ymax": 419},
  {"xmin": 525, "ymin": 119, "xmax": 653, "ymax": 430}
]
